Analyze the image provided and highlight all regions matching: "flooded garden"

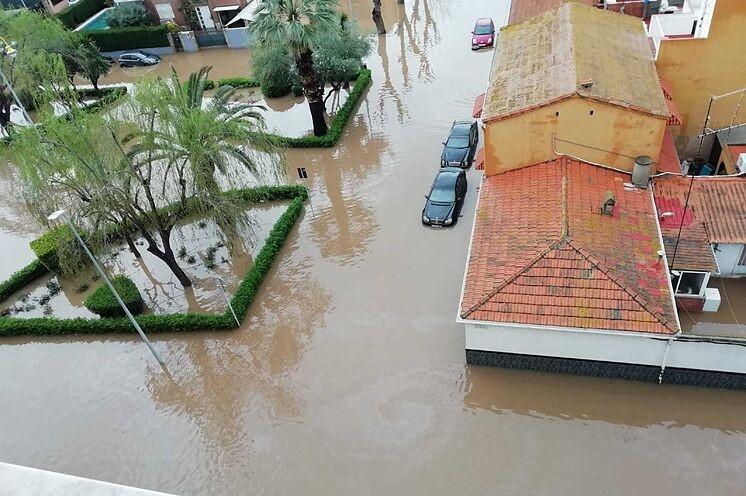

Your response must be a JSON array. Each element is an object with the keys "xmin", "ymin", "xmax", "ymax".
[{"xmin": 0, "ymin": 0, "xmax": 745, "ymax": 495}]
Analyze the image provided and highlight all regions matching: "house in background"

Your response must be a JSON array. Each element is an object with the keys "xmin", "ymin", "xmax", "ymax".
[
  {"xmin": 146, "ymin": 0, "xmax": 252, "ymax": 29},
  {"xmin": 708, "ymin": 127, "xmax": 746, "ymax": 175},
  {"xmin": 650, "ymin": 0, "xmax": 746, "ymax": 158},
  {"xmin": 481, "ymin": 4, "xmax": 670, "ymax": 176}
]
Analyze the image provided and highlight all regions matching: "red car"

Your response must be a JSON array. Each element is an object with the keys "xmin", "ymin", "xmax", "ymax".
[{"xmin": 471, "ymin": 18, "xmax": 495, "ymax": 50}]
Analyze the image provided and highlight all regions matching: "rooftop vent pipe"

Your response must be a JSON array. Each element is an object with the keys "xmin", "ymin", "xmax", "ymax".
[
  {"xmin": 579, "ymin": 79, "xmax": 594, "ymax": 90},
  {"xmin": 632, "ymin": 155, "xmax": 653, "ymax": 187}
]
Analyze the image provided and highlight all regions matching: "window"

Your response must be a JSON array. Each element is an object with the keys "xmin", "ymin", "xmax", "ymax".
[
  {"xmin": 671, "ymin": 271, "xmax": 709, "ymax": 297},
  {"xmin": 156, "ymin": 3, "xmax": 175, "ymax": 20},
  {"xmin": 589, "ymin": 110, "xmax": 594, "ymax": 116}
]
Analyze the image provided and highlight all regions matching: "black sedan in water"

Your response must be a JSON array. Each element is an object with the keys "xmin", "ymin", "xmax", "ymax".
[
  {"xmin": 440, "ymin": 120, "xmax": 479, "ymax": 168},
  {"xmin": 422, "ymin": 167, "xmax": 467, "ymax": 227}
]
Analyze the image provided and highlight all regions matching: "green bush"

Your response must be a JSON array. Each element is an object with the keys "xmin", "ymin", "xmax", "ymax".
[
  {"xmin": 56, "ymin": 0, "xmax": 105, "ymax": 29},
  {"xmin": 217, "ymin": 77, "xmax": 260, "ymax": 89},
  {"xmin": 0, "ymin": 184, "xmax": 307, "ymax": 336},
  {"xmin": 85, "ymin": 25, "xmax": 169, "ymax": 52},
  {"xmin": 84, "ymin": 275, "xmax": 144, "ymax": 318},
  {"xmin": 266, "ymin": 68, "xmax": 371, "ymax": 148},
  {"xmin": 252, "ymin": 44, "xmax": 296, "ymax": 99},
  {"xmin": 29, "ymin": 227, "xmax": 67, "ymax": 273},
  {"xmin": 0, "ymin": 260, "xmax": 49, "ymax": 303},
  {"xmin": 106, "ymin": 3, "xmax": 152, "ymax": 28}
]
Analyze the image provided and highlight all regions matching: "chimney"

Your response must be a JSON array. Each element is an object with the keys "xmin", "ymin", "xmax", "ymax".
[{"xmin": 601, "ymin": 191, "xmax": 616, "ymax": 216}]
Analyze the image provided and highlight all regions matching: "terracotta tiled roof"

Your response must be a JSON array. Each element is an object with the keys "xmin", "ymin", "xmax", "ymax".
[
  {"xmin": 657, "ymin": 127, "xmax": 681, "ymax": 174},
  {"xmin": 654, "ymin": 175, "xmax": 746, "ymax": 246},
  {"xmin": 460, "ymin": 158, "xmax": 679, "ymax": 334},
  {"xmin": 483, "ymin": 3, "xmax": 669, "ymax": 123}
]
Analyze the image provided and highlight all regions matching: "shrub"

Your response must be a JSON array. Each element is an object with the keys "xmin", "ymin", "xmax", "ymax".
[
  {"xmin": 0, "ymin": 260, "xmax": 49, "ymax": 303},
  {"xmin": 217, "ymin": 77, "xmax": 260, "ymax": 89},
  {"xmin": 85, "ymin": 25, "xmax": 169, "ymax": 52},
  {"xmin": 107, "ymin": 4, "xmax": 152, "ymax": 28},
  {"xmin": 84, "ymin": 275, "xmax": 144, "ymax": 318},
  {"xmin": 266, "ymin": 68, "xmax": 371, "ymax": 148},
  {"xmin": 29, "ymin": 227, "xmax": 67, "ymax": 273},
  {"xmin": 251, "ymin": 44, "xmax": 296, "ymax": 98},
  {"xmin": 0, "ymin": 185, "xmax": 307, "ymax": 336},
  {"xmin": 56, "ymin": 0, "xmax": 106, "ymax": 29}
]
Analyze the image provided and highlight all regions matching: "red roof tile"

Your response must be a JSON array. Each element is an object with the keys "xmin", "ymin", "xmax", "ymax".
[
  {"xmin": 473, "ymin": 93, "xmax": 485, "ymax": 119},
  {"xmin": 657, "ymin": 127, "xmax": 681, "ymax": 174},
  {"xmin": 460, "ymin": 158, "xmax": 679, "ymax": 335},
  {"xmin": 653, "ymin": 175, "xmax": 746, "ymax": 245},
  {"xmin": 729, "ymin": 145, "xmax": 746, "ymax": 165}
]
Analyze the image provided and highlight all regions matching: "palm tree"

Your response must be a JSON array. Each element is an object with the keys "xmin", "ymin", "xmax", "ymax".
[
  {"xmin": 252, "ymin": 0, "xmax": 339, "ymax": 136},
  {"xmin": 147, "ymin": 66, "xmax": 274, "ymax": 227}
]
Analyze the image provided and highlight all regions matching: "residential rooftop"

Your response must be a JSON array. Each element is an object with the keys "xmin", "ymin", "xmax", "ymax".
[
  {"xmin": 653, "ymin": 175, "xmax": 746, "ymax": 268},
  {"xmin": 460, "ymin": 157, "xmax": 679, "ymax": 335},
  {"xmin": 482, "ymin": 3, "xmax": 669, "ymax": 122}
]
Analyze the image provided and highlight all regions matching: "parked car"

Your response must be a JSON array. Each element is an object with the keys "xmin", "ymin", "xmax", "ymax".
[
  {"xmin": 440, "ymin": 120, "xmax": 479, "ymax": 168},
  {"xmin": 102, "ymin": 55, "xmax": 115, "ymax": 66},
  {"xmin": 471, "ymin": 17, "xmax": 495, "ymax": 50},
  {"xmin": 118, "ymin": 51, "xmax": 162, "ymax": 68},
  {"xmin": 422, "ymin": 167, "xmax": 468, "ymax": 227}
]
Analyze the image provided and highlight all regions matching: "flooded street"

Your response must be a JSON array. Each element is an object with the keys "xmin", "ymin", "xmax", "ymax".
[{"xmin": 1, "ymin": 0, "xmax": 745, "ymax": 494}]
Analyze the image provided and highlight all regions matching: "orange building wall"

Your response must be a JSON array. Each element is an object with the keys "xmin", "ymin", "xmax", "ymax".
[
  {"xmin": 483, "ymin": 96, "xmax": 667, "ymax": 176},
  {"xmin": 655, "ymin": 0, "xmax": 746, "ymax": 157}
]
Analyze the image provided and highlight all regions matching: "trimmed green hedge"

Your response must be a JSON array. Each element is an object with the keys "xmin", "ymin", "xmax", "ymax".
[
  {"xmin": 84, "ymin": 275, "xmax": 144, "ymax": 318},
  {"xmin": 0, "ymin": 260, "xmax": 49, "ymax": 302},
  {"xmin": 56, "ymin": 0, "xmax": 105, "ymax": 29},
  {"xmin": 85, "ymin": 25, "xmax": 169, "ymax": 52},
  {"xmin": 218, "ymin": 77, "xmax": 260, "ymax": 89},
  {"xmin": 29, "ymin": 227, "xmax": 67, "ymax": 273},
  {"xmin": 266, "ymin": 69, "xmax": 371, "ymax": 148},
  {"xmin": 0, "ymin": 184, "xmax": 307, "ymax": 336}
]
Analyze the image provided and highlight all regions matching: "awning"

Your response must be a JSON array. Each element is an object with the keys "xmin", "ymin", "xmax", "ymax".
[
  {"xmin": 213, "ymin": 4, "xmax": 239, "ymax": 11},
  {"xmin": 226, "ymin": 0, "xmax": 258, "ymax": 26},
  {"xmin": 472, "ymin": 93, "xmax": 485, "ymax": 119}
]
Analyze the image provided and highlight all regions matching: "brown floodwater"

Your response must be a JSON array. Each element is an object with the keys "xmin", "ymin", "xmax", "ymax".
[{"xmin": 1, "ymin": 1, "xmax": 745, "ymax": 495}]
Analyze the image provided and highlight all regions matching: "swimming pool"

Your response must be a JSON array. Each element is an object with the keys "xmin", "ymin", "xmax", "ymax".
[{"xmin": 75, "ymin": 7, "xmax": 114, "ymax": 32}]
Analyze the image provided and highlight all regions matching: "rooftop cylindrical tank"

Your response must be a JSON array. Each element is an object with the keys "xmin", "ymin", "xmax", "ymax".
[{"xmin": 632, "ymin": 155, "xmax": 652, "ymax": 187}]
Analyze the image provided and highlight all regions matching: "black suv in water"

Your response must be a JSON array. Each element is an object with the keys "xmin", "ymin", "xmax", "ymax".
[
  {"xmin": 422, "ymin": 167, "xmax": 467, "ymax": 227},
  {"xmin": 440, "ymin": 120, "xmax": 478, "ymax": 168}
]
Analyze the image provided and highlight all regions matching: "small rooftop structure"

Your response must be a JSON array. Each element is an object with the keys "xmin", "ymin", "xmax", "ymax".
[
  {"xmin": 654, "ymin": 175, "xmax": 746, "ymax": 248},
  {"xmin": 460, "ymin": 157, "xmax": 679, "ymax": 334},
  {"xmin": 482, "ymin": 3, "xmax": 669, "ymax": 123}
]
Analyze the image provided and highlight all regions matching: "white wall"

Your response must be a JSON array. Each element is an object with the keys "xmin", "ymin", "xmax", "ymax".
[
  {"xmin": 715, "ymin": 243, "xmax": 745, "ymax": 275},
  {"xmin": 465, "ymin": 322, "xmax": 746, "ymax": 374}
]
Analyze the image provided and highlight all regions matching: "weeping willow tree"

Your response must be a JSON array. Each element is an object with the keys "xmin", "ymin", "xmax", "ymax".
[{"xmin": 11, "ymin": 68, "xmax": 277, "ymax": 287}]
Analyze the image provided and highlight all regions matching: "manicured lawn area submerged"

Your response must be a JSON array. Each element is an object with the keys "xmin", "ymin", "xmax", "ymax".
[{"xmin": 0, "ymin": 185, "xmax": 307, "ymax": 336}]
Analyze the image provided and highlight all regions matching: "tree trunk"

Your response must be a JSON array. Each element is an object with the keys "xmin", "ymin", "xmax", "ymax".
[
  {"xmin": 143, "ymin": 229, "xmax": 192, "ymax": 287},
  {"xmin": 296, "ymin": 48, "xmax": 328, "ymax": 136},
  {"xmin": 91, "ymin": 78, "xmax": 100, "ymax": 92},
  {"xmin": 124, "ymin": 232, "xmax": 142, "ymax": 258},
  {"xmin": 372, "ymin": 0, "xmax": 386, "ymax": 34}
]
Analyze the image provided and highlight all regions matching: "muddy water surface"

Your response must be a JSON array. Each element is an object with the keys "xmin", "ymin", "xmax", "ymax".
[{"xmin": 1, "ymin": 1, "xmax": 745, "ymax": 495}]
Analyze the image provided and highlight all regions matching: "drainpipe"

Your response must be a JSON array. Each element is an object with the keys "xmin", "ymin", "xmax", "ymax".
[{"xmin": 658, "ymin": 337, "xmax": 674, "ymax": 384}]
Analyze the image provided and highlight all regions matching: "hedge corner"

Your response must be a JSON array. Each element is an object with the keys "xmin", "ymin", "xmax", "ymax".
[{"xmin": 84, "ymin": 275, "xmax": 144, "ymax": 318}]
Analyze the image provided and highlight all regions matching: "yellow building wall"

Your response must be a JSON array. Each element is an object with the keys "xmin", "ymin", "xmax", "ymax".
[
  {"xmin": 655, "ymin": 0, "xmax": 746, "ymax": 157},
  {"xmin": 483, "ymin": 96, "xmax": 667, "ymax": 176}
]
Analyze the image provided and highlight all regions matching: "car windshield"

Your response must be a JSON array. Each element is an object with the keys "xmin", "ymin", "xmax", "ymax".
[
  {"xmin": 430, "ymin": 175, "xmax": 457, "ymax": 203},
  {"xmin": 447, "ymin": 136, "xmax": 469, "ymax": 148},
  {"xmin": 474, "ymin": 23, "xmax": 492, "ymax": 35}
]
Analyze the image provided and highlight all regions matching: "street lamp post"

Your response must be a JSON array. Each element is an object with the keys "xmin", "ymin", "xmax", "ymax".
[
  {"xmin": 214, "ymin": 276, "xmax": 240, "ymax": 327},
  {"xmin": 47, "ymin": 209, "xmax": 166, "ymax": 366}
]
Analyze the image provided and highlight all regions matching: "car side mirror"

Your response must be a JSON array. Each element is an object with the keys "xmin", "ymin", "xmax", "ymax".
[
  {"xmin": 470, "ymin": 31, "xmax": 474, "ymax": 34},
  {"xmin": 442, "ymin": 141, "xmax": 446, "ymax": 146},
  {"xmin": 424, "ymin": 195, "xmax": 429, "ymax": 200}
]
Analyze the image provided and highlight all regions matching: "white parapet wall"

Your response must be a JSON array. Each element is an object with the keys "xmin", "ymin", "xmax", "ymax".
[
  {"xmin": 464, "ymin": 321, "xmax": 746, "ymax": 376},
  {"xmin": 0, "ymin": 462, "xmax": 177, "ymax": 496}
]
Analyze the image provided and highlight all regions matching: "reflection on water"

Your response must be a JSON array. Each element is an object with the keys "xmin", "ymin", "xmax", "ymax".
[{"xmin": 1, "ymin": 1, "xmax": 745, "ymax": 495}]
